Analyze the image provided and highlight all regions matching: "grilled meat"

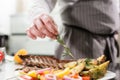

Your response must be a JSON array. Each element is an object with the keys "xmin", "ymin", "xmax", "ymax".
[{"xmin": 19, "ymin": 55, "xmax": 72, "ymax": 69}]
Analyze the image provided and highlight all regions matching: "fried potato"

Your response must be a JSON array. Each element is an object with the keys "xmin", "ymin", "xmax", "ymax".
[
  {"xmin": 80, "ymin": 71, "xmax": 90, "ymax": 76},
  {"xmin": 83, "ymin": 58, "xmax": 98, "ymax": 70},
  {"xmin": 77, "ymin": 59, "xmax": 85, "ymax": 64},
  {"xmin": 98, "ymin": 61, "xmax": 110, "ymax": 73},
  {"xmin": 97, "ymin": 55, "xmax": 106, "ymax": 64},
  {"xmin": 64, "ymin": 61, "xmax": 77, "ymax": 68},
  {"xmin": 70, "ymin": 62, "xmax": 85, "ymax": 73},
  {"xmin": 85, "ymin": 65, "xmax": 97, "ymax": 70},
  {"xmin": 89, "ymin": 59, "xmax": 98, "ymax": 65},
  {"xmin": 89, "ymin": 61, "xmax": 110, "ymax": 79}
]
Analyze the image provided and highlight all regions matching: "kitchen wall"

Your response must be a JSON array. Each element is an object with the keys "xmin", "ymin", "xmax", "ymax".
[
  {"xmin": 0, "ymin": 0, "xmax": 33, "ymax": 34},
  {"xmin": 0, "ymin": 0, "xmax": 15, "ymax": 34}
]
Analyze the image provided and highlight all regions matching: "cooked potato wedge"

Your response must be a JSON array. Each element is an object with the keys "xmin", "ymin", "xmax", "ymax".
[
  {"xmin": 80, "ymin": 71, "xmax": 90, "ymax": 76},
  {"xmin": 77, "ymin": 59, "xmax": 85, "ymax": 64},
  {"xmin": 89, "ymin": 61, "xmax": 110, "ymax": 79},
  {"xmin": 98, "ymin": 61, "xmax": 110, "ymax": 73},
  {"xmin": 97, "ymin": 55, "xmax": 106, "ymax": 64},
  {"xmin": 70, "ymin": 62, "xmax": 85, "ymax": 73},
  {"xmin": 64, "ymin": 61, "xmax": 77, "ymax": 68}
]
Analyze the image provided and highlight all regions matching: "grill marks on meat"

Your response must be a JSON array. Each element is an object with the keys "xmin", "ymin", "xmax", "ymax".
[{"xmin": 19, "ymin": 55, "xmax": 72, "ymax": 69}]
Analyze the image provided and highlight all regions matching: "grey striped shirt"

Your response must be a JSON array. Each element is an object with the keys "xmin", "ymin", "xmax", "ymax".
[{"xmin": 30, "ymin": 1, "xmax": 120, "ymax": 79}]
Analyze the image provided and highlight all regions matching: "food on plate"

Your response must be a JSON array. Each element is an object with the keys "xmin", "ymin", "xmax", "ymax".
[
  {"xmin": 14, "ymin": 49, "xmax": 28, "ymax": 64},
  {"xmin": 17, "ymin": 55, "xmax": 109, "ymax": 80},
  {"xmin": 97, "ymin": 55, "xmax": 106, "ymax": 64},
  {"xmin": 45, "ymin": 74, "xmax": 57, "ymax": 80},
  {"xmin": 27, "ymin": 70, "xmax": 37, "ymax": 78},
  {"xmin": 82, "ymin": 76, "xmax": 91, "ymax": 80},
  {"xmin": 64, "ymin": 75, "xmax": 82, "ymax": 80},
  {"xmin": 70, "ymin": 62, "xmax": 85, "ymax": 74},
  {"xmin": 80, "ymin": 61, "xmax": 110, "ymax": 79},
  {"xmin": 19, "ymin": 75, "xmax": 36, "ymax": 80},
  {"xmin": 64, "ymin": 61, "xmax": 77, "ymax": 68},
  {"xmin": 55, "ymin": 67, "xmax": 70, "ymax": 78},
  {"xmin": 18, "ymin": 55, "xmax": 71, "ymax": 69}
]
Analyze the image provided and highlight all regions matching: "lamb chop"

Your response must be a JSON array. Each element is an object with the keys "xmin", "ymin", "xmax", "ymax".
[{"xmin": 18, "ymin": 55, "xmax": 72, "ymax": 70}]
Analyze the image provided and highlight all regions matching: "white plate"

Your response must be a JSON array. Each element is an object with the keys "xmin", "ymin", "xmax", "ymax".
[
  {"xmin": 98, "ymin": 71, "xmax": 116, "ymax": 80},
  {"xmin": 6, "ymin": 71, "xmax": 116, "ymax": 80}
]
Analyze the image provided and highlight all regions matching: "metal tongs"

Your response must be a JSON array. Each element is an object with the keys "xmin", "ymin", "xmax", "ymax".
[{"xmin": 56, "ymin": 35, "xmax": 75, "ymax": 59}]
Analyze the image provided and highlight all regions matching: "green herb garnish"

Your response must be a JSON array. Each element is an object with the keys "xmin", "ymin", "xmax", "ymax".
[
  {"xmin": 56, "ymin": 35, "xmax": 74, "ymax": 59},
  {"xmin": 85, "ymin": 58, "xmax": 92, "ymax": 66}
]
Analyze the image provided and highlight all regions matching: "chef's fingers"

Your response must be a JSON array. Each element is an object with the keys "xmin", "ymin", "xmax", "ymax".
[
  {"xmin": 33, "ymin": 17, "xmax": 55, "ymax": 39},
  {"xmin": 42, "ymin": 27, "xmax": 56, "ymax": 39},
  {"xmin": 26, "ymin": 25, "xmax": 46, "ymax": 39},
  {"xmin": 40, "ymin": 14, "xmax": 58, "ymax": 35},
  {"xmin": 50, "ymin": 22, "xmax": 58, "ymax": 35},
  {"xmin": 33, "ymin": 18, "xmax": 44, "ymax": 31},
  {"xmin": 47, "ymin": 15, "xmax": 58, "ymax": 35},
  {"xmin": 32, "ymin": 25, "xmax": 46, "ymax": 38},
  {"xmin": 26, "ymin": 28, "xmax": 37, "ymax": 40}
]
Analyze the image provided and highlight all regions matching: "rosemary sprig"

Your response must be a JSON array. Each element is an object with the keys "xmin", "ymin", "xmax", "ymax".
[{"xmin": 56, "ymin": 35, "xmax": 75, "ymax": 59}]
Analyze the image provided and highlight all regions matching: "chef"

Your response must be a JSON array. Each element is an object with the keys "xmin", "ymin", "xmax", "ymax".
[{"xmin": 26, "ymin": 0, "xmax": 120, "ymax": 79}]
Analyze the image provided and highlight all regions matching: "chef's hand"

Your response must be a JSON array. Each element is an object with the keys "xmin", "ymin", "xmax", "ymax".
[{"xmin": 26, "ymin": 13, "xmax": 58, "ymax": 40}]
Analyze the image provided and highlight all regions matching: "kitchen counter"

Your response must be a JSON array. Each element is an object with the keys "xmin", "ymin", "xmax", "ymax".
[{"xmin": 0, "ymin": 59, "xmax": 22, "ymax": 80}]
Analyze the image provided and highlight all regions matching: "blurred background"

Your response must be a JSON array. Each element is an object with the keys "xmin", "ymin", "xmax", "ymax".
[
  {"xmin": 0, "ymin": 0, "xmax": 62, "ymax": 55},
  {"xmin": 0, "ymin": 0, "xmax": 119, "ymax": 56}
]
